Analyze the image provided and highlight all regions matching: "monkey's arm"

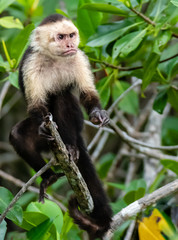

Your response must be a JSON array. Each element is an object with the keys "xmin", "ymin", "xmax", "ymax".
[{"xmin": 80, "ymin": 91, "xmax": 110, "ymax": 127}]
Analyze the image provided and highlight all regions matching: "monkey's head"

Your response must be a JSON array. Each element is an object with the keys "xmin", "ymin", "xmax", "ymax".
[{"xmin": 31, "ymin": 14, "xmax": 80, "ymax": 58}]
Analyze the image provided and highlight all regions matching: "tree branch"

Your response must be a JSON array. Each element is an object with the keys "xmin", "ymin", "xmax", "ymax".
[
  {"xmin": 103, "ymin": 179, "xmax": 178, "ymax": 240},
  {"xmin": 44, "ymin": 114, "xmax": 94, "ymax": 214},
  {"xmin": 0, "ymin": 158, "xmax": 54, "ymax": 224},
  {"xmin": 109, "ymin": 120, "xmax": 178, "ymax": 152},
  {"xmin": 0, "ymin": 169, "xmax": 67, "ymax": 211},
  {"xmin": 91, "ymin": 54, "xmax": 178, "ymax": 71}
]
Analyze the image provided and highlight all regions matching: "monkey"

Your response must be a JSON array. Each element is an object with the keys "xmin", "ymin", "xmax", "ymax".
[{"xmin": 9, "ymin": 14, "xmax": 112, "ymax": 239}]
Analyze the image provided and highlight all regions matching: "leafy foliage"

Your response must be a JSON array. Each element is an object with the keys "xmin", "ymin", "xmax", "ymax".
[{"xmin": 0, "ymin": 0, "xmax": 178, "ymax": 239}]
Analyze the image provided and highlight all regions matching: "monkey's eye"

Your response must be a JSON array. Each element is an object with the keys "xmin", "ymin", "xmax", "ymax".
[
  {"xmin": 58, "ymin": 34, "xmax": 64, "ymax": 40},
  {"xmin": 69, "ymin": 33, "xmax": 75, "ymax": 38}
]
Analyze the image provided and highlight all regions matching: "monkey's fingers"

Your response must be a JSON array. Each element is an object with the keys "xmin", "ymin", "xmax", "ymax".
[
  {"xmin": 38, "ymin": 122, "xmax": 55, "ymax": 141},
  {"xmin": 66, "ymin": 144, "xmax": 80, "ymax": 163}
]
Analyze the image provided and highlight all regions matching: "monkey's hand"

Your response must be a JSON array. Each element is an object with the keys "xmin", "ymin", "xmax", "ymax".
[
  {"xmin": 89, "ymin": 109, "xmax": 110, "ymax": 127},
  {"xmin": 66, "ymin": 144, "xmax": 80, "ymax": 163}
]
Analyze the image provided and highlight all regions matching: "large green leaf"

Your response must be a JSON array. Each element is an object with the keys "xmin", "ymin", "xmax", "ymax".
[
  {"xmin": 142, "ymin": 53, "xmax": 160, "ymax": 90},
  {"xmin": 0, "ymin": 16, "xmax": 23, "ymax": 29},
  {"xmin": 112, "ymin": 81, "xmax": 139, "ymax": 115},
  {"xmin": 0, "ymin": 220, "xmax": 7, "ymax": 240},
  {"xmin": 27, "ymin": 218, "xmax": 54, "ymax": 240},
  {"xmin": 0, "ymin": 187, "xmax": 23, "ymax": 225},
  {"xmin": 96, "ymin": 75, "xmax": 113, "ymax": 107},
  {"xmin": 124, "ymin": 179, "xmax": 147, "ymax": 205},
  {"xmin": 26, "ymin": 200, "xmax": 63, "ymax": 234},
  {"xmin": 171, "ymin": 0, "xmax": 178, "ymax": 7},
  {"xmin": 10, "ymin": 23, "xmax": 35, "ymax": 67},
  {"xmin": 77, "ymin": 0, "xmax": 102, "ymax": 42},
  {"xmin": 168, "ymin": 87, "xmax": 178, "ymax": 111},
  {"xmin": 87, "ymin": 21, "xmax": 143, "ymax": 47},
  {"xmin": 161, "ymin": 160, "xmax": 178, "ymax": 175},
  {"xmin": 153, "ymin": 88, "xmax": 168, "ymax": 114},
  {"xmin": 112, "ymin": 29, "xmax": 146, "ymax": 58},
  {"xmin": 8, "ymin": 71, "xmax": 19, "ymax": 89},
  {"xmin": 161, "ymin": 117, "xmax": 178, "ymax": 146},
  {"xmin": 0, "ymin": 0, "xmax": 15, "ymax": 13},
  {"xmin": 80, "ymin": 3, "xmax": 128, "ymax": 16}
]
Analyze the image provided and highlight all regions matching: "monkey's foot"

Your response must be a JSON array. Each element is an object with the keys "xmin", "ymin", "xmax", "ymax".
[
  {"xmin": 38, "ymin": 121, "xmax": 55, "ymax": 141},
  {"xmin": 66, "ymin": 144, "xmax": 80, "ymax": 163},
  {"xmin": 39, "ymin": 173, "xmax": 64, "ymax": 203}
]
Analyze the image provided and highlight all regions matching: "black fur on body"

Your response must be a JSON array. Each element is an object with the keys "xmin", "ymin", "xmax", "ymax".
[{"xmin": 9, "ymin": 14, "xmax": 112, "ymax": 239}]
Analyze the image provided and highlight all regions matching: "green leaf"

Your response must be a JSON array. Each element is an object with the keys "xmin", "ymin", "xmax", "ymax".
[
  {"xmin": 10, "ymin": 23, "xmax": 35, "ymax": 67},
  {"xmin": 171, "ymin": 0, "xmax": 178, "ymax": 7},
  {"xmin": 168, "ymin": 87, "xmax": 178, "ymax": 111},
  {"xmin": 112, "ymin": 29, "xmax": 147, "ymax": 58},
  {"xmin": 153, "ymin": 88, "xmax": 168, "ymax": 114},
  {"xmin": 26, "ymin": 200, "xmax": 63, "ymax": 234},
  {"xmin": 0, "ymin": 220, "xmax": 7, "ymax": 240},
  {"xmin": 161, "ymin": 117, "xmax": 178, "ymax": 146},
  {"xmin": 112, "ymin": 81, "xmax": 139, "ymax": 115},
  {"xmin": 20, "ymin": 212, "xmax": 49, "ymax": 230},
  {"xmin": 110, "ymin": 199, "xmax": 127, "ymax": 214},
  {"xmin": 0, "ymin": 0, "xmax": 15, "ymax": 13},
  {"xmin": 81, "ymin": 3, "xmax": 128, "ymax": 16},
  {"xmin": 0, "ymin": 187, "xmax": 23, "ymax": 225},
  {"xmin": 161, "ymin": 160, "xmax": 178, "ymax": 175},
  {"xmin": 142, "ymin": 53, "xmax": 160, "ymax": 90},
  {"xmin": 27, "ymin": 218, "xmax": 54, "ymax": 240},
  {"xmin": 9, "ymin": 71, "xmax": 19, "ymax": 89},
  {"xmin": 124, "ymin": 179, "xmax": 146, "ymax": 204},
  {"xmin": 97, "ymin": 153, "xmax": 114, "ymax": 179},
  {"xmin": 117, "ymin": 0, "xmax": 132, "ymax": 8},
  {"xmin": 56, "ymin": 9, "xmax": 69, "ymax": 18},
  {"xmin": 96, "ymin": 75, "xmax": 113, "ymax": 108},
  {"xmin": 149, "ymin": 169, "xmax": 166, "ymax": 193},
  {"xmin": 87, "ymin": 21, "xmax": 143, "ymax": 47},
  {"xmin": 60, "ymin": 212, "xmax": 74, "ymax": 238},
  {"xmin": 77, "ymin": 0, "xmax": 103, "ymax": 42},
  {"xmin": 106, "ymin": 182, "xmax": 126, "ymax": 190},
  {"xmin": 0, "ymin": 16, "xmax": 23, "ymax": 29}
]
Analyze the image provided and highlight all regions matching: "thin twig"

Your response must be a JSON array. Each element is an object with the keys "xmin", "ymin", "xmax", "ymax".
[
  {"xmin": 131, "ymin": 8, "xmax": 155, "ymax": 26},
  {"xmin": 103, "ymin": 179, "xmax": 178, "ymax": 239},
  {"xmin": 0, "ymin": 169, "xmax": 67, "ymax": 211},
  {"xmin": 91, "ymin": 53, "xmax": 178, "ymax": 71},
  {"xmin": 109, "ymin": 120, "xmax": 178, "ymax": 152},
  {"xmin": 0, "ymin": 159, "xmax": 55, "ymax": 224}
]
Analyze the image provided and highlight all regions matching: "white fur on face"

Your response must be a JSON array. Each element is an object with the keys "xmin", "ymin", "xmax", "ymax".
[
  {"xmin": 30, "ymin": 19, "xmax": 80, "ymax": 56},
  {"xmin": 23, "ymin": 19, "xmax": 97, "ymax": 110}
]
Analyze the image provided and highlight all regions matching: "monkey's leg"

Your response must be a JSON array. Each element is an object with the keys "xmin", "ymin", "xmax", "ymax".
[{"xmin": 9, "ymin": 118, "xmax": 64, "ymax": 202}]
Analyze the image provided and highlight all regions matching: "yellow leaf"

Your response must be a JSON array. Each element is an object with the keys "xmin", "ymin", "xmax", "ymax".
[{"xmin": 138, "ymin": 208, "xmax": 175, "ymax": 240}]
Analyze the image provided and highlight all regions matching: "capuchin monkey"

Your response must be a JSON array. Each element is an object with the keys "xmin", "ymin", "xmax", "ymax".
[{"xmin": 9, "ymin": 14, "xmax": 112, "ymax": 239}]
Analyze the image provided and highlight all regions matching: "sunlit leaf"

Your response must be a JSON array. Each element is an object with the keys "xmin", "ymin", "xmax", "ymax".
[
  {"xmin": 81, "ymin": 3, "xmax": 128, "ymax": 16},
  {"xmin": 113, "ymin": 29, "xmax": 146, "ymax": 58},
  {"xmin": 0, "ymin": 0, "xmax": 15, "ymax": 13},
  {"xmin": 0, "ymin": 16, "xmax": 23, "ymax": 29},
  {"xmin": 161, "ymin": 159, "xmax": 178, "ymax": 175},
  {"xmin": 171, "ymin": 0, "xmax": 178, "ymax": 7}
]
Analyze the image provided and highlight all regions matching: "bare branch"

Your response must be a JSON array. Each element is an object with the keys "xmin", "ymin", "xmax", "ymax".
[
  {"xmin": 0, "ymin": 158, "xmax": 54, "ymax": 224},
  {"xmin": 44, "ymin": 114, "xmax": 94, "ymax": 214},
  {"xmin": 109, "ymin": 120, "xmax": 178, "ymax": 152},
  {"xmin": 103, "ymin": 179, "xmax": 178, "ymax": 239},
  {"xmin": 0, "ymin": 81, "xmax": 10, "ymax": 116},
  {"xmin": 0, "ymin": 169, "xmax": 67, "ymax": 211}
]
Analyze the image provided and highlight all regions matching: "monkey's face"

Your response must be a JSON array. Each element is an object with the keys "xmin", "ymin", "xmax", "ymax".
[{"xmin": 32, "ymin": 19, "xmax": 80, "ymax": 58}]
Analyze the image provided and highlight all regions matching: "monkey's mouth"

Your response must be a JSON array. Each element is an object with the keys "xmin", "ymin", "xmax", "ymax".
[{"xmin": 63, "ymin": 49, "xmax": 77, "ymax": 56}]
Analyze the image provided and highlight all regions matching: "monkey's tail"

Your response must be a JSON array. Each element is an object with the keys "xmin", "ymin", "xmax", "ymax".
[{"xmin": 68, "ymin": 196, "xmax": 111, "ymax": 240}]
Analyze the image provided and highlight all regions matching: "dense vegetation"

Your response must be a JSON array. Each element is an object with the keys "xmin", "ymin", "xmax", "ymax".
[{"xmin": 0, "ymin": 0, "xmax": 178, "ymax": 239}]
